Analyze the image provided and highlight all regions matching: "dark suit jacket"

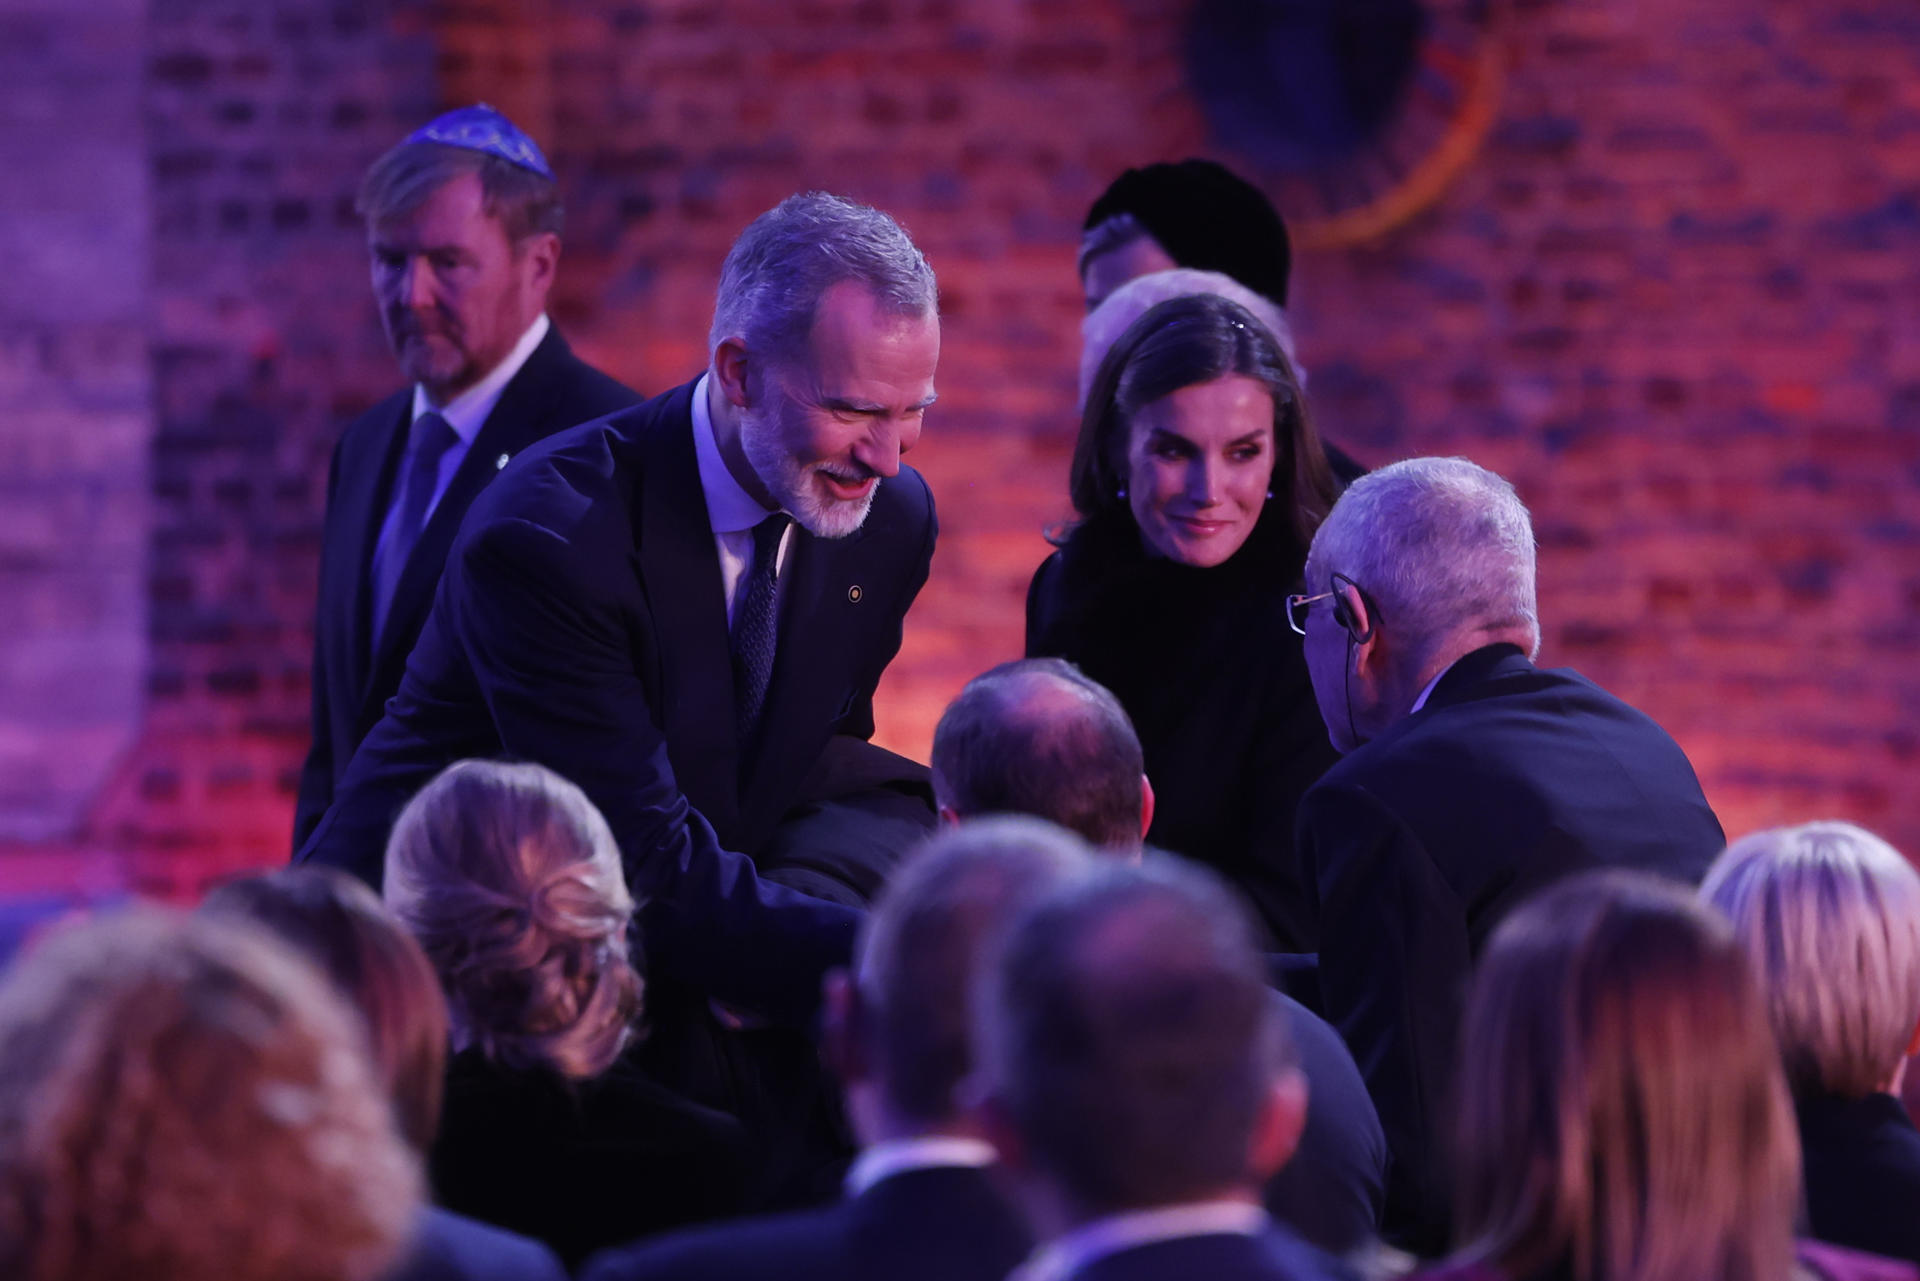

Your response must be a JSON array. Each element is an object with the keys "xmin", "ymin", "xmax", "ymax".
[
  {"xmin": 1067, "ymin": 1227, "xmax": 1354, "ymax": 1281},
  {"xmin": 579, "ymin": 1164, "xmax": 1030, "ymax": 1281},
  {"xmin": 387, "ymin": 1207, "xmax": 568, "ymax": 1281},
  {"xmin": 430, "ymin": 1047, "xmax": 753, "ymax": 1272},
  {"xmin": 1799, "ymin": 1092, "xmax": 1920, "ymax": 1266},
  {"xmin": 1295, "ymin": 644, "xmax": 1724, "ymax": 1254},
  {"xmin": 295, "ymin": 326, "xmax": 638, "ymax": 848},
  {"xmin": 1267, "ymin": 994, "xmax": 1387, "ymax": 1254},
  {"xmin": 297, "ymin": 379, "xmax": 934, "ymax": 1023}
]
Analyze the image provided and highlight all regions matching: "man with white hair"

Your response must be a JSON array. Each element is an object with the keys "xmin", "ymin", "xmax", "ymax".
[
  {"xmin": 1287, "ymin": 456, "xmax": 1724, "ymax": 1252},
  {"xmin": 300, "ymin": 192, "xmax": 944, "ymax": 1028}
]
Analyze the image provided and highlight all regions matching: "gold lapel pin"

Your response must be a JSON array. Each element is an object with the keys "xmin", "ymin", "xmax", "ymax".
[
  {"xmin": 847, "ymin": 585, "xmax": 863, "ymax": 603},
  {"xmin": 495, "ymin": 453, "xmax": 510, "ymax": 470}
]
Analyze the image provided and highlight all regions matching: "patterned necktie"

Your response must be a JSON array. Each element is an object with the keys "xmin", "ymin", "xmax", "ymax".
[
  {"xmin": 372, "ymin": 410, "xmax": 460, "ymax": 643},
  {"xmin": 732, "ymin": 513, "xmax": 792, "ymax": 750}
]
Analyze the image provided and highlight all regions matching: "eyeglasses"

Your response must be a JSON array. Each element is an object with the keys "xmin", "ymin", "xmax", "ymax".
[{"xmin": 1285, "ymin": 589, "xmax": 1334, "ymax": 636}]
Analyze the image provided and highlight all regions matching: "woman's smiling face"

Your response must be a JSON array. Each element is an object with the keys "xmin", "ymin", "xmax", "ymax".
[{"xmin": 1124, "ymin": 374, "xmax": 1277, "ymax": 567}]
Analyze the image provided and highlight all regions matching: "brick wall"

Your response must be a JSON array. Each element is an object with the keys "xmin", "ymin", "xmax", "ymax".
[{"xmin": 3, "ymin": 0, "xmax": 1916, "ymax": 895}]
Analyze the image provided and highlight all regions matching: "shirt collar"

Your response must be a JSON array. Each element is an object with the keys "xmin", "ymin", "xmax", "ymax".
[
  {"xmin": 844, "ymin": 1136, "xmax": 999, "ymax": 1197},
  {"xmin": 410, "ymin": 312, "xmax": 550, "ymax": 446},
  {"xmin": 1011, "ymin": 1199, "xmax": 1269, "ymax": 1281},
  {"xmin": 1408, "ymin": 659, "xmax": 1454, "ymax": 716},
  {"xmin": 689, "ymin": 372, "xmax": 779, "ymax": 534}
]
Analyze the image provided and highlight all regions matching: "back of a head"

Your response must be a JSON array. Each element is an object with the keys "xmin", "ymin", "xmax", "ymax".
[
  {"xmin": 1078, "ymin": 267, "xmax": 1301, "ymax": 410},
  {"xmin": 0, "ymin": 907, "xmax": 419, "ymax": 1281},
  {"xmin": 384, "ymin": 758, "xmax": 640, "ymax": 1080},
  {"xmin": 1081, "ymin": 159, "xmax": 1292, "ymax": 307},
  {"xmin": 931, "ymin": 659, "xmax": 1145, "ymax": 850},
  {"xmin": 201, "ymin": 866, "xmax": 450, "ymax": 1152},
  {"xmin": 978, "ymin": 854, "xmax": 1286, "ymax": 1213},
  {"xmin": 1305, "ymin": 456, "xmax": 1540, "ymax": 670},
  {"xmin": 1455, "ymin": 870, "xmax": 1798, "ymax": 1281},
  {"xmin": 859, "ymin": 816, "xmax": 1095, "ymax": 1126},
  {"xmin": 709, "ymin": 190, "xmax": 936, "ymax": 365},
  {"xmin": 1703, "ymin": 820, "xmax": 1920, "ymax": 1100}
]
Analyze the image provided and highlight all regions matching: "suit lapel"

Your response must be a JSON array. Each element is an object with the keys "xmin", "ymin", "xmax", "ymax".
[
  {"xmin": 365, "ymin": 329, "xmax": 590, "ymax": 690},
  {"xmin": 341, "ymin": 396, "xmax": 413, "ymax": 675},
  {"xmin": 637, "ymin": 385, "xmax": 746, "ymax": 838}
]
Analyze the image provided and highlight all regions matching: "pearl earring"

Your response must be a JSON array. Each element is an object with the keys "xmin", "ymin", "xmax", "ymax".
[{"xmin": 1117, "ymin": 487, "xmax": 1128, "ymax": 500}]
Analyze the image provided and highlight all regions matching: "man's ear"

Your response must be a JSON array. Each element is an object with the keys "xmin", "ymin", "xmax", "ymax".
[
  {"xmin": 820, "ymin": 968, "xmax": 868, "ymax": 1088},
  {"xmin": 712, "ymin": 335, "xmax": 754, "ymax": 409},
  {"xmin": 518, "ymin": 230, "xmax": 560, "ymax": 298},
  {"xmin": 966, "ymin": 1082, "xmax": 1029, "ymax": 1173},
  {"xmin": 1138, "ymin": 775, "xmax": 1156, "ymax": 843},
  {"xmin": 1246, "ymin": 1067, "xmax": 1309, "ymax": 1183}
]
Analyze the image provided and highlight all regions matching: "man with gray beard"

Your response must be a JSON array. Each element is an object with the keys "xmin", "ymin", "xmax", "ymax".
[{"xmin": 299, "ymin": 192, "xmax": 942, "ymax": 1034}]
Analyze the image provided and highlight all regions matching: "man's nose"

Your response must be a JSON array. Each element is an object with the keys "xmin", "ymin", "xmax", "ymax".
[
  {"xmin": 397, "ymin": 257, "xmax": 434, "ymax": 310},
  {"xmin": 854, "ymin": 422, "xmax": 904, "ymax": 478}
]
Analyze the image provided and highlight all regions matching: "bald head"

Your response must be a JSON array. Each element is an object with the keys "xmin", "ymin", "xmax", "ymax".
[{"xmin": 931, "ymin": 659, "xmax": 1147, "ymax": 850}]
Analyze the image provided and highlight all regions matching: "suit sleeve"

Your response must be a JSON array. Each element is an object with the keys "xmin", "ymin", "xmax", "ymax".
[
  {"xmin": 447, "ymin": 516, "xmax": 858, "ymax": 1025},
  {"xmin": 1298, "ymin": 779, "xmax": 1470, "ymax": 1256},
  {"xmin": 291, "ymin": 438, "xmax": 348, "ymax": 853}
]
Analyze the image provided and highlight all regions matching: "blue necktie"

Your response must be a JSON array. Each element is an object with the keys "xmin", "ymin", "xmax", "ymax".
[
  {"xmin": 732, "ymin": 513, "xmax": 791, "ymax": 750},
  {"xmin": 372, "ymin": 411, "xmax": 459, "ymax": 643}
]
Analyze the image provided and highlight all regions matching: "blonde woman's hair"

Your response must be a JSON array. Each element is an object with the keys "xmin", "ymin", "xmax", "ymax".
[
  {"xmin": 0, "ymin": 907, "xmax": 420, "ymax": 1281},
  {"xmin": 1703, "ymin": 820, "xmax": 1920, "ymax": 1099},
  {"xmin": 384, "ymin": 759, "xmax": 642, "ymax": 1080},
  {"xmin": 1452, "ymin": 870, "xmax": 1799, "ymax": 1281}
]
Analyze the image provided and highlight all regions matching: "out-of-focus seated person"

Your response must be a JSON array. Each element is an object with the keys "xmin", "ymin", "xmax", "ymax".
[
  {"xmin": 203, "ymin": 866, "xmax": 569, "ymax": 1281},
  {"xmin": 931, "ymin": 656, "xmax": 1387, "ymax": 1254},
  {"xmin": 383, "ymin": 759, "xmax": 750, "ymax": 1269},
  {"xmin": 1411, "ymin": 870, "xmax": 1905, "ymax": 1281},
  {"xmin": 0, "ymin": 906, "xmax": 420, "ymax": 1281},
  {"xmin": 1704, "ymin": 821, "xmax": 1920, "ymax": 1268}
]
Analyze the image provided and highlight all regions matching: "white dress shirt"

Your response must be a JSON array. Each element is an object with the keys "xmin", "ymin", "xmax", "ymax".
[
  {"xmin": 372, "ymin": 311, "xmax": 550, "ymax": 573},
  {"xmin": 1009, "ymin": 1199, "xmax": 1269, "ymax": 1281},
  {"xmin": 689, "ymin": 372, "xmax": 794, "ymax": 625},
  {"xmin": 843, "ymin": 1135, "xmax": 999, "ymax": 1198}
]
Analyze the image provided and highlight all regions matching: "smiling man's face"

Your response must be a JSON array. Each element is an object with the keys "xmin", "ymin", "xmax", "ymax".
[{"xmin": 740, "ymin": 280, "xmax": 940, "ymax": 538}]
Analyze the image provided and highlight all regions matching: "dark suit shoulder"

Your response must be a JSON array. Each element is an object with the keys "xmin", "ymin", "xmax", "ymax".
[
  {"xmin": 547, "ymin": 344, "xmax": 642, "ymax": 421},
  {"xmin": 580, "ymin": 1204, "xmax": 850, "ymax": 1281},
  {"xmin": 389, "ymin": 1207, "xmax": 568, "ymax": 1281}
]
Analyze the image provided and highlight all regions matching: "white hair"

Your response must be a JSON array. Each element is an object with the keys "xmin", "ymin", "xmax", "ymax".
[
  {"xmin": 709, "ymin": 191, "xmax": 936, "ymax": 364},
  {"xmin": 1078, "ymin": 267, "xmax": 1303, "ymax": 410},
  {"xmin": 1703, "ymin": 820, "xmax": 1920, "ymax": 1098},
  {"xmin": 1304, "ymin": 457, "xmax": 1539, "ymax": 670}
]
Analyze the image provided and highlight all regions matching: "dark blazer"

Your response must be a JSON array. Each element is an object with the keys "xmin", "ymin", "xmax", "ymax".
[
  {"xmin": 387, "ymin": 1207, "xmax": 568, "ymax": 1281},
  {"xmin": 297, "ymin": 379, "xmax": 934, "ymax": 1023},
  {"xmin": 1799, "ymin": 1091, "xmax": 1920, "ymax": 1266},
  {"xmin": 430, "ymin": 1047, "xmax": 753, "ymax": 1272},
  {"xmin": 579, "ymin": 1163, "xmax": 1029, "ymax": 1281},
  {"xmin": 1296, "ymin": 644, "xmax": 1725, "ymax": 1254},
  {"xmin": 1066, "ymin": 1227, "xmax": 1354, "ymax": 1281},
  {"xmin": 295, "ymin": 326, "xmax": 638, "ymax": 848},
  {"xmin": 1268, "ymin": 994, "xmax": 1387, "ymax": 1254}
]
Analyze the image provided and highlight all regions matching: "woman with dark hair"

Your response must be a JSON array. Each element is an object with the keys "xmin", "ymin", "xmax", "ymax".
[
  {"xmin": 202, "ymin": 866, "xmax": 569, "ymax": 1281},
  {"xmin": 383, "ymin": 758, "xmax": 750, "ymax": 1269},
  {"xmin": 1027, "ymin": 291, "xmax": 1346, "ymax": 953},
  {"xmin": 1416, "ymin": 870, "xmax": 1902, "ymax": 1281}
]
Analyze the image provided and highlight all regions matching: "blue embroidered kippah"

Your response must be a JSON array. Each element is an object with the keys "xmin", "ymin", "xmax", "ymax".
[{"xmin": 403, "ymin": 103, "xmax": 552, "ymax": 179}]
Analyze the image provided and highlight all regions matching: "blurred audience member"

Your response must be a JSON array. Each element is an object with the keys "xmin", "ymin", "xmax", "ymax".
[
  {"xmin": 295, "ymin": 104, "xmax": 637, "ymax": 850},
  {"xmin": 1079, "ymin": 159, "xmax": 1293, "ymax": 312},
  {"xmin": 932, "ymin": 657, "xmax": 1388, "ymax": 1253},
  {"xmin": 385, "ymin": 759, "xmax": 750, "ymax": 1268},
  {"xmin": 1704, "ymin": 821, "xmax": 1920, "ymax": 1266},
  {"xmin": 1079, "ymin": 268, "xmax": 1305, "ymax": 410},
  {"xmin": 581, "ymin": 816, "xmax": 1094, "ymax": 1281},
  {"xmin": 1292, "ymin": 457, "xmax": 1724, "ymax": 1251},
  {"xmin": 1028, "ymin": 293, "xmax": 1342, "ymax": 953},
  {"xmin": 932, "ymin": 658, "xmax": 1151, "ymax": 849},
  {"xmin": 977, "ymin": 856, "xmax": 1347, "ymax": 1281},
  {"xmin": 203, "ymin": 867, "xmax": 568, "ymax": 1281},
  {"xmin": 1416, "ymin": 870, "xmax": 1907, "ymax": 1281},
  {"xmin": 0, "ymin": 907, "xmax": 419, "ymax": 1281}
]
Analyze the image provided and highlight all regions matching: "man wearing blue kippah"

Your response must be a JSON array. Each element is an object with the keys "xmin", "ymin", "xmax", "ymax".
[{"xmin": 295, "ymin": 105, "xmax": 639, "ymax": 850}]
